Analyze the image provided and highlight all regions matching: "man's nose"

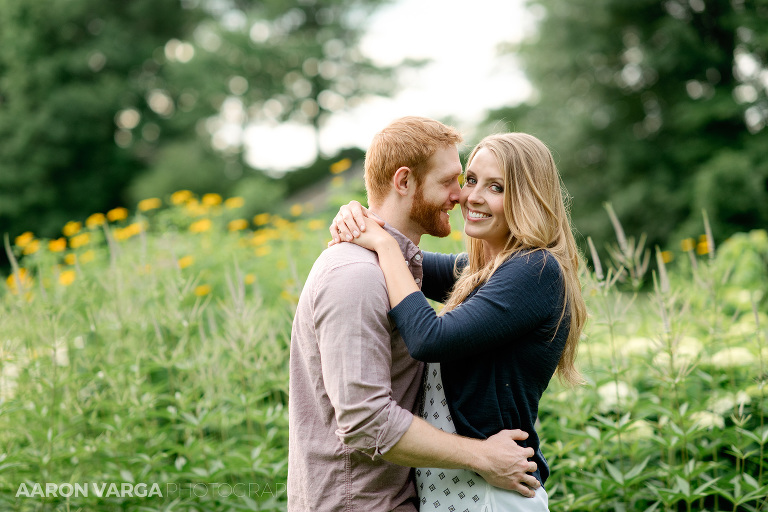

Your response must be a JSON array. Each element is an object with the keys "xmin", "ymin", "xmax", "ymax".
[{"xmin": 449, "ymin": 182, "xmax": 461, "ymax": 203}]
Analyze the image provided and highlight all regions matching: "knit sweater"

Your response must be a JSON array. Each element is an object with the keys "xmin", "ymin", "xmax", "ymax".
[{"xmin": 388, "ymin": 249, "xmax": 569, "ymax": 484}]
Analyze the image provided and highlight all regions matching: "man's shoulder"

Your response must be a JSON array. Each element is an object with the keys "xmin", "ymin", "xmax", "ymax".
[
  {"xmin": 316, "ymin": 243, "xmax": 382, "ymax": 274},
  {"xmin": 306, "ymin": 244, "xmax": 390, "ymax": 312},
  {"xmin": 305, "ymin": 244, "xmax": 386, "ymax": 293}
]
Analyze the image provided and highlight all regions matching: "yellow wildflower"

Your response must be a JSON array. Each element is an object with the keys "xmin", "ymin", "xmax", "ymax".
[
  {"xmin": 307, "ymin": 219, "xmax": 325, "ymax": 231},
  {"xmin": 330, "ymin": 158, "xmax": 351, "ymax": 174},
  {"xmin": 126, "ymin": 222, "xmax": 143, "ymax": 236},
  {"xmin": 62, "ymin": 221, "xmax": 82, "ymax": 237},
  {"xmin": 661, "ymin": 251, "xmax": 674, "ymax": 263},
  {"xmin": 202, "ymin": 193, "xmax": 222, "ymax": 206},
  {"xmin": 48, "ymin": 238, "xmax": 67, "ymax": 252},
  {"xmin": 272, "ymin": 216, "xmax": 290, "ymax": 229},
  {"xmin": 171, "ymin": 190, "xmax": 193, "ymax": 205},
  {"xmin": 194, "ymin": 284, "xmax": 212, "ymax": 296},
  {"xmin": 252, "ymin": 232, "xmax": 269, "ymax": 246},
  {"xmin": 6, "ymin": 268, "xmax": 31, "ymax": 293},
  {"xmin": 23, "ymin": 240, "xmax": 40, "ymax": 255},
  {"xmin": 680, "ymin": 238, "xmax": 695, "ymax": 252},
  {"xmin": 189, "ymin": 218, "xmax": 212, "ymax": 233},
  {"xmin": 696, "ymin": 241, "xmax": 709, "ymax": 255},
  {"xmin": 86, "ymin": 213, "xmax": 106, "ymax": 228},
  {"xmin": 138, "ymin": 197, "xmax": 162, "ymax": 212},
  {"xmin": 331, "ymin": 176, "xmax": 344, "ymax": 188},
  {"xmin": 114, "ymin": 223, "xmax": 142, "ymax": 241},
  {"xmin": 290, "ymin": 204, "xmax": 303, "ymax": 217},
  {"xmin": 113, "ymin": 227, "xmax": 129, "ymax": 241},
  {"xmin": 64, "ymin": 254, "xmax": 77, "ymax": 265},
  {"xmin": 185, "ymin": 199, "xmax": 209, "ymax": 217},
  {"xmin": 15, "ymin": 231, "xmax": 34, "ymax": 248},
  {"xmin": 253, "ymin": 213, "xmax": 270, "ymax": 226},
  {"xmin": 178, "ymin": 255, "xmax": 194, "ymax": 269},
  {"xmin": 107, "ymin": 207, "xmax": 129, "ymax": 222},
  {"xmin": 224, "ymin": 196, "xmax": 245, "ymax": 209},
  {"xmin": 80, "ymin": 250, "xmax": 95, "ymax": 264},
  {"xmin": 450, "ymin": 230, "xmax": 463, "ymax": 241},
  {"xmin": 228, "ymin": 219, "xmax": 249, "ymax": 232},
  {"xmin": 260, "ymin": 228, "xmax": 278, "ymax": 240},
  {"xmin": 244, "ymin": 273, "xmax": 255, "ymax": 285},
  {"xmin": 255, "ymin": 246, "xmax": 272, "ymax": 257},
  {"xmin": 58, "ymin": 270, "xmax": 76, "ymax": 286},
  {"xmin": 69, "ymin": 233, "xmax": 91, "ymax": 249}
]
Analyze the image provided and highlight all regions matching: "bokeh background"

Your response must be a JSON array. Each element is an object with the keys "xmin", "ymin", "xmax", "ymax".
[
  {"xmin": 1, "ymin": 1, "xmax": 768, "ymax": 511},
  {"xmin": 2, "ymin": 0, "xmax": 767, "ymax": 252}
]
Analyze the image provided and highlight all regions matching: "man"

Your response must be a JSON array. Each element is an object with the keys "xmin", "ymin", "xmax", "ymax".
[{"xmin": 288, "ymin": 116, "xmax": 539, "ymax": 511}]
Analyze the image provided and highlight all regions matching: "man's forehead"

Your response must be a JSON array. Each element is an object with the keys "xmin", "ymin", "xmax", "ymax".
[{"xmin": 426, "ymin": 147, "xmax": 462, "ymax": 177}]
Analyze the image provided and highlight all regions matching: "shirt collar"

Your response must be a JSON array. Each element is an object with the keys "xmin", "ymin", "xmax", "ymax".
[{"xmin": 370, "ymin": 213, "xmax": 422, "ymax": 262}]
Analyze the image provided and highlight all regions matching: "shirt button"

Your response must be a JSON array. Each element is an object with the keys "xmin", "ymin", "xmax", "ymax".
[
  {"xmin": 415, "ymin": 278, "xmax": 421, "ymax": 284},
  {"xmin": 405, "ymin": 260, "xmax": 410, "ymax": 266},
  {"xmin": 414, "ymin": 254, "xmax": 422, "ymax": 261}
]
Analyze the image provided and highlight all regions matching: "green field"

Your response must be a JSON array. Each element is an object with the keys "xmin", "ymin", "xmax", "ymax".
[{"xmin": 1, "ymin": 185, "xmax": 766, "ymax": 511}]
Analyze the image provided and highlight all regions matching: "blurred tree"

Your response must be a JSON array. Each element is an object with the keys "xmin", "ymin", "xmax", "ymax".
[
  {"xmin": 0, "ymin": 0, "xmax": 400, "ymax": 248},
  {"xmin": 124, "ymin": 0, "xmax": 401, "ymax": 206},
  {"xmin": 0, "ymin": 0, "xmax": 202, "ymax": 241},
  {"xmin": 481, "ymin": 0, "xmax": 768, "ymax": 247}
]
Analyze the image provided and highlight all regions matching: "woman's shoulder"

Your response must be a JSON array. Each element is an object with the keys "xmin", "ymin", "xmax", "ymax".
[
  {"xmin": 423, "ymin": 251, "xmax": 468, "ymax": 267},
  {"xmin": 500, "ymin": 249, "xmax": 562, "ymax": 280}
]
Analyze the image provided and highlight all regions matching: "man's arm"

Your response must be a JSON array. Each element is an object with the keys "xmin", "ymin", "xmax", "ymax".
[
  {"xmin": 315, "ymin": 256, "xmax": 539, "ymax": 496},
  {"xmin": 382, "ymin": 416, "xmax": 540, "ymax": 497}
]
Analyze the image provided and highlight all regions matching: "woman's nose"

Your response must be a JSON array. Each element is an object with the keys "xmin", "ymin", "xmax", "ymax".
[{"xmin": 467, "ymin": 188, "xmax": 483, "ymax": 204}]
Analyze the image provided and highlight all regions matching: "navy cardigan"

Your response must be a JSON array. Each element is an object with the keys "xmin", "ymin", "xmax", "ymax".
[{"xmin": 388, "ymin": 250, "xmax": 568, "ymax": 485}]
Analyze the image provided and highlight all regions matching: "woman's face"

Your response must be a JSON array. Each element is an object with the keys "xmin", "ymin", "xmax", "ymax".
[{"xmin": 460, "ymin": 147, "xmax": 511, "ymax": 258}]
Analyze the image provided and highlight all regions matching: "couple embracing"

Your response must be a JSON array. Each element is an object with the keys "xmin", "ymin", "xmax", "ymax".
[{"xmin": 288, "ymin": 116, "xmax": 587, "ymax": 511}]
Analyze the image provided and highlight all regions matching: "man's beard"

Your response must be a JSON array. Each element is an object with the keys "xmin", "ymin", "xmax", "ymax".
[{"xmin": 410, "ymin": 184, "xmax": 451, "ymax": 238}]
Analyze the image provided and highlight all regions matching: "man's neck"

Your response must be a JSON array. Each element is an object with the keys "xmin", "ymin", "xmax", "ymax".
[{"xmin": 369, "ymin": 202, "xmax": 422, "ymax": 246}]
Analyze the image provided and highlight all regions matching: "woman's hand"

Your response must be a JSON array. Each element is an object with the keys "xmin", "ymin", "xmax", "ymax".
[
  {"xmin": 343, "ymin": 217, "xmax": 393, "ymax": 252},
  {"xmin": 328, "ymin": 200, "xmax": 385, "ymax": 245}
]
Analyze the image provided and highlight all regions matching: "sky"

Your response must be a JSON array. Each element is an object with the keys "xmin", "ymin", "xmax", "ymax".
[{"xmin": 243, "ymin": 0, "xmax": 538, "ymax": 171}]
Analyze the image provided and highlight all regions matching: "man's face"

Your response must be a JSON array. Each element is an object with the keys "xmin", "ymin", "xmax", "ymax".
[{"xmin": 409, "ymin": 146, "xmax": 462, "ymax": 238}]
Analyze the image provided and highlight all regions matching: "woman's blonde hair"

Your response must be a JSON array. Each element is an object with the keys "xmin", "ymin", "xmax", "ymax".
[{"xmin": 442, "ymin": 133, "xmax": 587, "ymax": 386}]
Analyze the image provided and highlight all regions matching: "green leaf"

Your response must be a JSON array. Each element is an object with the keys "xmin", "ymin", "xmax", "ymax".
[
  {"xmin": 742, "ymin": 472, "xmax": 759, "ymax": 490},
  {"xmin": 624, "ymin": 456, "xmax": 650, "ymax": 480},
  {"xmin": 605, "ymin": 461, "xmax": 624, "ymax": 485},
  {"xmin": 585, "ymin": 425, "xmax": 601, "ymax": 440},
  {"xmin": 674, "ymin": 475, "xmax": 691, "ymax": 496}
]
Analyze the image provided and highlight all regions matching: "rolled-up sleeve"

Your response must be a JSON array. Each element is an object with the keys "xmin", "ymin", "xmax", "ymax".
[{"xmin": 313, "ymin": 261, "xmax": 414, "ymax": 459}]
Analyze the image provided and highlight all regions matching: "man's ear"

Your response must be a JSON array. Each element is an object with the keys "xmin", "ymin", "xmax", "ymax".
[{"xmin": 392, "ymin": 166, "xmax": 411, "ymax": 197}]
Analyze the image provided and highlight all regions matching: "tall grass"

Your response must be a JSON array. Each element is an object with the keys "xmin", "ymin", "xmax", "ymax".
[{"xmin": 0, "ymin": 188, "xmax": 766, "ymax": 511}]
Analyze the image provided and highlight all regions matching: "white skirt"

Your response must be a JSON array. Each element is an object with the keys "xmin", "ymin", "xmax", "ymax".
[{"xmin": 416, "ymin": 363, "xmax": 550, "ymax": 512}]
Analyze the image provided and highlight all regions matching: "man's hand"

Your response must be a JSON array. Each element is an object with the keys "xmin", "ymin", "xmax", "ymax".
[{"xmin": 475, "ymin": 429, "xmax": 540, "ymax": 498}]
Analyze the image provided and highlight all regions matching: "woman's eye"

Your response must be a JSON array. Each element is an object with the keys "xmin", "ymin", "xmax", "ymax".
[
  {"xmin": 491, "ymin": 184, "xmax": 503, "ymax": 193},
  {"xmin": 466, "ymin": 177, "xmax": 477, "ymax": 185}
]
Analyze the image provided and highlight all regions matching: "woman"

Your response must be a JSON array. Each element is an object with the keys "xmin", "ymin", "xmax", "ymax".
[{"xmin": 331, "ymin": 133, "xmax": 587, "ymax": 511}]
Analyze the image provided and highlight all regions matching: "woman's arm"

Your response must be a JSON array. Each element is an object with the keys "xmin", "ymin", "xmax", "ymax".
[
  {"xmin": 422, "ymin": 252, "xmax": 466, "ymax": 303},
  {"xmin": 391, "ymin": 251, "xmax": 565, "ymax": 362},
  {"xmin": 348, "ymin": 218, "xmax": 420, "ymax": 308},
  {"xmin": 328, "ymin": 200, "xmax": 465, "ymax": 302}
]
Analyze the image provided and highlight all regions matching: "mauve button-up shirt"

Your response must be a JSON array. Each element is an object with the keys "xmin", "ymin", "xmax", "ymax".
[{"xmin": 288, "ymin": 224, "xmax": 424, "ymax": 512}]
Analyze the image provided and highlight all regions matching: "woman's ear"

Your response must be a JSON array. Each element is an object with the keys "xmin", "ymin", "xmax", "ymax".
[{"xmin": 392, "ymin": 166, "xmax": 411, "ymax": 197}]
